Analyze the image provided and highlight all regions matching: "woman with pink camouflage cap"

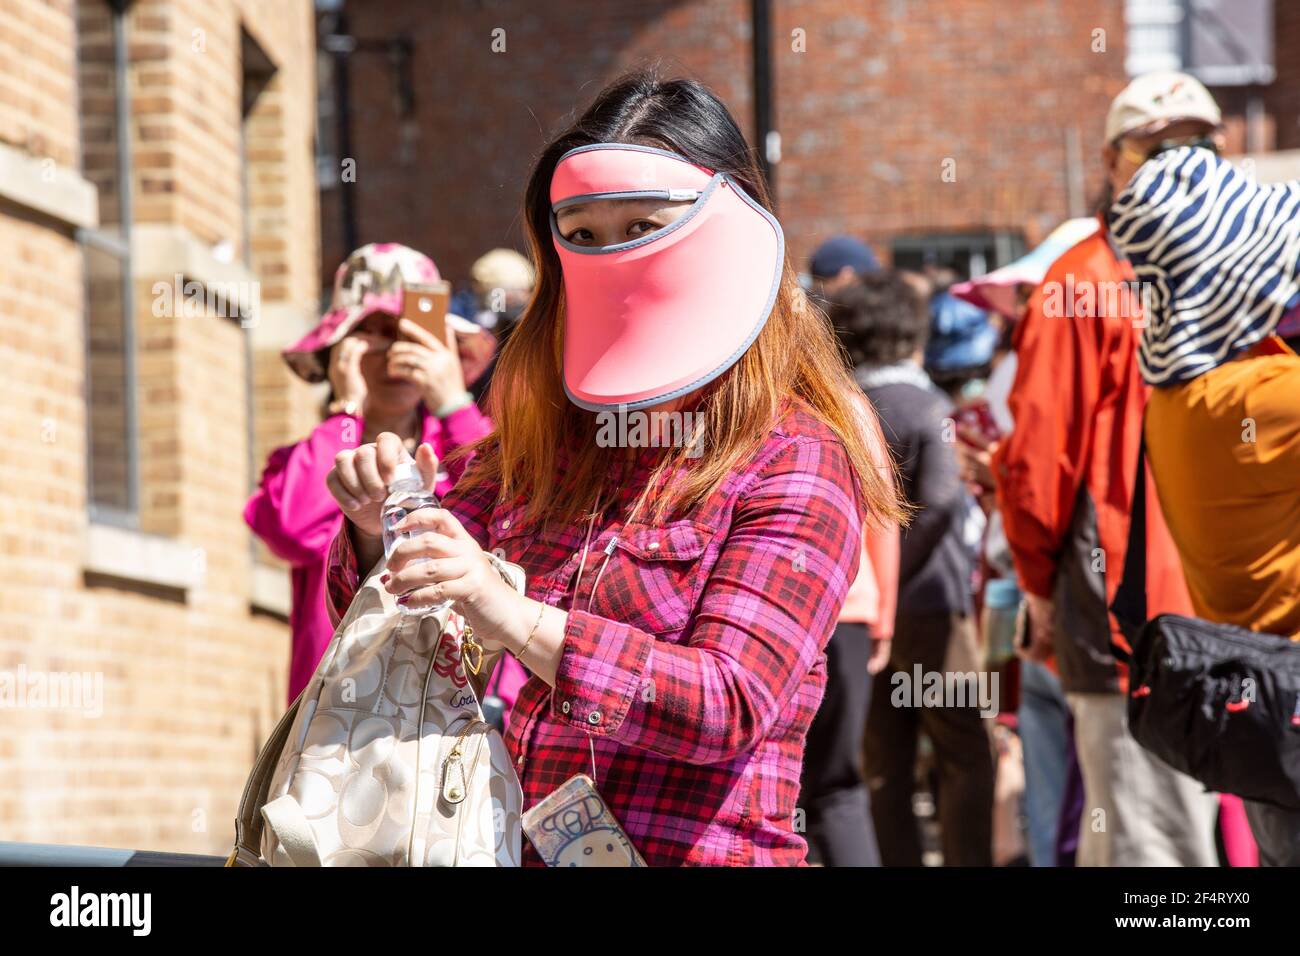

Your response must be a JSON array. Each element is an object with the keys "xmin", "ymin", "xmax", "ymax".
[{"xmin": 244, "ymin": 242, "xmax": 527, "ymax": 721}]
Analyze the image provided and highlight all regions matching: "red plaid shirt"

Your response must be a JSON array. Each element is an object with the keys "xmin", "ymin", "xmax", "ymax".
[{"xmin": 326, "ymin": 404, "xmax": 864, "ymax": 865}]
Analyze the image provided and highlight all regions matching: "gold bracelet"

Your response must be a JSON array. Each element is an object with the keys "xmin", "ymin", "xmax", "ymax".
[{"xmin": 515, "ymin": 601, "xmax": 546, "ymax": 663}]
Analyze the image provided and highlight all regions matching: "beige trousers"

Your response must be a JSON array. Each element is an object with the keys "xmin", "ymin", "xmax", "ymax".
[{"xmin": 1067, "ymin": 692, "xmax": 1219, "ymax": 867}]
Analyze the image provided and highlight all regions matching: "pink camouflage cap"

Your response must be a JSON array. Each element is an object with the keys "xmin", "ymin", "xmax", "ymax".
[{"xmin": 282, "ymin": 242, "xmax": 441, "ymax": 383}]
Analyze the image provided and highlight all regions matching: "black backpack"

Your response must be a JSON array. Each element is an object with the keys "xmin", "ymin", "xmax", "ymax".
[{"xmin": 1111, "ymin": 440, "xmax": 1300, "ymax": 811}]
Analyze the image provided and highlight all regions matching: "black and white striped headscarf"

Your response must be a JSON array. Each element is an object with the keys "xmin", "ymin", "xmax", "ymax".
[{"xmin": 1108, "ymin": 146, "xmax": 1300, "ymax": 387}]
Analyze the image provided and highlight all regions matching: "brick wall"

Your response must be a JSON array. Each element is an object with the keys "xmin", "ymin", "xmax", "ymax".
[
  {"xmin": 319, "ymin": 0, "xmax": 753, "ymax": 285},
  {"xmin": 0, "ymin": 0, "xmax": 80, "ymax": 167},
  {"xmin": 322, "ymin": 0, "xmax": 1130, "ymax": 285},
  {"xmin": 1266, "ymin": 0, "xmax": 1299, "ymax": 150},
  {"xmin": 772, "ymin": 0, "xmax": 1128, "ymax": 260},
  {"xmin": 0, "ymin": 0, "xmax": 321, "ymax": 854}
]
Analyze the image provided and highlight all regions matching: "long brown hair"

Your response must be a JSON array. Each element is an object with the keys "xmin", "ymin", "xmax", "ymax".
[{"xmin": 453, "ymin": 70, "xmax": 903, "ymax": 530}]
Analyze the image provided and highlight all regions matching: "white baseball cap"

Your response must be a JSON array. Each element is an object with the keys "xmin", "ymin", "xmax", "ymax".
[
  {"xmin": 470, "ymin": 248, "xmax": 535, "ymax": 292},
  {"xmin": 1104, "ymin": 71, "xmax": 1221, "ymax": 144}
]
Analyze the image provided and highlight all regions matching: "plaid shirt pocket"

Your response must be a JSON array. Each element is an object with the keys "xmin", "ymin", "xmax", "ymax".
[
  {"xmin": 485, "ymin": 501, "xmax": 536, "ymax": 562},
  {"xmin": 591, "ymin": 520, "xmax": 715, "ymax": 636}
]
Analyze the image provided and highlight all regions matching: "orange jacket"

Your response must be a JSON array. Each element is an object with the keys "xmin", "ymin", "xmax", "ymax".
[{"xmin": 993, "ymin": 219, "xmax": 1191, "ymax": 693}]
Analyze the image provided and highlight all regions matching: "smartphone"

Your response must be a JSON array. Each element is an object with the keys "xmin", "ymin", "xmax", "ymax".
[
  {"xmin": 954, "ymin": 399, "xmax": 1002, "ymax": 447},
  {"xmin": 1014, "ymin": 600, "xmax": 1032, "ymax": 652},
  {"xmin": 401, "ymin": 280, "xmax": 450, "ymax": 343}
]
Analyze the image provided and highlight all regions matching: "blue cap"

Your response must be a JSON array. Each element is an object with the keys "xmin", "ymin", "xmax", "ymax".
[
  {"xmin": 924, "ymin": 292, "xmax": 998, "ymax": 371},
  {"xmin": 810, "ymin": 235, "xmax": 880, "ymax": 279}
]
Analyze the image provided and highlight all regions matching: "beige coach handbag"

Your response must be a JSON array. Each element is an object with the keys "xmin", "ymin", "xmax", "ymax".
[{"xmin": 227, "ymin": 552, "xmax": 525, "ymax": 867}]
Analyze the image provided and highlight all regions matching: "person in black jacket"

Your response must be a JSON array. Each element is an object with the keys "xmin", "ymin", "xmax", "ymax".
[{"xmin": 827, "ymin": 271, "xmax": 996, "ymax": 866}]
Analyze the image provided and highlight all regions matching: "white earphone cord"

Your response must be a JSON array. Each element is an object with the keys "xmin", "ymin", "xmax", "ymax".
[{"xmin": 566, "ymin": 484, "xmax": 653, "ymax": 787}]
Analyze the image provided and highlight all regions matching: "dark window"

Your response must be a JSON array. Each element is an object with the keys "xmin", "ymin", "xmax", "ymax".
[
  {"xmin": 77, "ymin": 0, "xmax": 138, "ymax": 526},
  {"xmin": 890, "ymin": 232, "xmax": 1025, "ymax": 281}
]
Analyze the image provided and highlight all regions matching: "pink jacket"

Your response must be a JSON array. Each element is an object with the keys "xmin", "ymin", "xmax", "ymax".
[{"xmin": 243, "ymin": 403, "xmax": 528, "ymax": 709}]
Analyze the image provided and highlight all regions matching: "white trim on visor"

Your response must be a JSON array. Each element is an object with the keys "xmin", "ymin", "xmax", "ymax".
[{"xmin": 551, "ymin": 174, "xmax": 723, "ymax": 255}]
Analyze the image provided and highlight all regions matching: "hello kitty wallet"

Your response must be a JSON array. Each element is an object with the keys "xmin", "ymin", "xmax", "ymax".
[{"xmin": 521, "ymin": 774, "xmax": 647, "ymax": 867}]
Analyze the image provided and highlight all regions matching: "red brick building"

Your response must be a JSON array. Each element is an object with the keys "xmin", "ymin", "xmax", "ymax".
[
  {"xmin": 318, "ymin": 0, "xmax": 1300, "ymax": 291},
  {"xmin": 317, "ymin": 0, "xmax": 1138, "ymax": 283},
  {"xmin": 1, "ymin": 0, "xmax": 321, "ymax": 854},
  {"xmin": 317, "ymin": 0, "xmax": 1126, "ymax": 281}
]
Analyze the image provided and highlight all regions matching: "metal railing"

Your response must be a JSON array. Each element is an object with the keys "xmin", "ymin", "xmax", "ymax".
[{"xmin": 0, "ymin": 841, "xmax": 224, "ymax": 867}]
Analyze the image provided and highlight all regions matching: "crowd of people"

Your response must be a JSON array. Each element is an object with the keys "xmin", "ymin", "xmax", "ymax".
[{"xmin": 243, "ymin": 68, "xmax": 1300, "ymax": 867}]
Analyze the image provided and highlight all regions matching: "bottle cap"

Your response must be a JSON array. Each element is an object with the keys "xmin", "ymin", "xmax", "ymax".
[{"xmin": 387, "ymin": 459, "xmax": 422, "ymax": 491}]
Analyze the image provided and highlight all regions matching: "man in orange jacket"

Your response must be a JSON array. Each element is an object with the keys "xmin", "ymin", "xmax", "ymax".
[{"xmin": 993, "ymin": 72, "xmax": 1225, "ymax": 866}]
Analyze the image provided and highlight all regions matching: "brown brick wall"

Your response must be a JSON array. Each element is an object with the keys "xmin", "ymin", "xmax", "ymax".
[
  {"xmin": 771, "ymin": 0, "xmax": 1128, "ymax": 261},
  {"xmin": 0, "ymin": 0, "xmax": 321, "ymax": 855},
  {"xmin": 322, "ymin": 0, "xmax": 1130, "ymax": 284},
  {"xmin": 1202, "ymin": 2, "xmax": 1300, "ymax": 155},
  {"xmin": 320, "ymin": 0, "xmax": 753, "ymax": 285},
  {"xmin": 0, "ymin": 0, "xmax": 79, "ymax": 167},
  {"xmin": 1267, "ymin": 0, "xmax": 1300, "ymax": 150}
]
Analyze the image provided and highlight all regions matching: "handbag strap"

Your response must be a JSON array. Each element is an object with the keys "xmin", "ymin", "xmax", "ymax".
[
  {"xmin": 1110, "ymin": 428, "xmax": 1150, "ymax": 646},
  {"xmin": 226, "ymin": 690, "xmax": 304, "ymax": 866},
  {"xmin": 260, "ymin": 794, "xmax": 324, "ymax": 867}
]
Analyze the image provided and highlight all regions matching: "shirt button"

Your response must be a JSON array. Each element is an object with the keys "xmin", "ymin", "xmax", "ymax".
[
  {"xmin": 647, "ymin": 540, "xmax": 660, "ymax": 551},
  {"xmin": 516, "ymin": 753, "xmax": 524, "ymax": 769},
  {"xmin": 588, "ymin": 711, "xmax": 601, "ymax": 725},
  {"xmin": 561, "ymin": 701, "xmax": 571, "ymax": 714},
  {"xmin": 500, "ymin": 519, "xmax": 511, "ymax": 531}
]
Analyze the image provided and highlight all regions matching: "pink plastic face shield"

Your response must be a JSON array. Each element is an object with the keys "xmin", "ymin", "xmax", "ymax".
[{"xmin": 550, "ymin": 143, "xmax": 784, "ymax": 411}]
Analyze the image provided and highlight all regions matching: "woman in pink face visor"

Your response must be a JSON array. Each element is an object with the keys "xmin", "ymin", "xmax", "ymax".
[{"xmin": 321, "ymin": 71, "xmax": 904, "ymax": 866}]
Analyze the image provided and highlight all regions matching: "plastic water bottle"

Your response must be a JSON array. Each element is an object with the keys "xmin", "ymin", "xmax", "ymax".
[{"xmin": 380, "ymin": 460, "xmax": 448, "ymax": 615}]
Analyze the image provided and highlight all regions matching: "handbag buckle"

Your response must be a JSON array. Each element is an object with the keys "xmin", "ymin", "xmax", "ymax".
[{"xmin": 461, "ymin": 625, "xmax": 484, "ymax": 676}]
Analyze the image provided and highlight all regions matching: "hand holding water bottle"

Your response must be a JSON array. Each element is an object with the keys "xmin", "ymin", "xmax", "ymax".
[
  {"xmin": 326, "ymin": 432, "xmax": 438, "ymax": 539},
  {"xmin": 326, "ymin": 433, "xmax": 529, "ymax": 642}
]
